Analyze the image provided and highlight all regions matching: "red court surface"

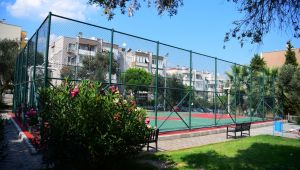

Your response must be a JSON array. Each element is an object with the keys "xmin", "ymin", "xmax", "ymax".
[
  {"xmin": 148, "ymin": 116, "xmax": 181, "ymax": 121},
  {"xmin": 183, "ymin": 113, "xmax": 245, "ymax": 119}
]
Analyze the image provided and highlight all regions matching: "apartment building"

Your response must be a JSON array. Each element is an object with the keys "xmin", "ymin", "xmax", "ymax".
[
  {"xmin": 0, "ymin": 21, "xmax": 27, "ymax": 48},
  {"xmin": 261, "ymin": 48, "xmax": 300, "ymax": 68},
  {"xmin": 49, "ymin": 35, "xmax": 166, "ymax": 83},
  {"xmin": 49, "ymin": 35, "xmax": 120, "ymax": 82},
  {"xmin": 166, "ymin": 67, "xmax": 226, "ymax": 100},
  {"xmin": 120, "ymin": 49, "xmax": 165, "ymax": 75}
]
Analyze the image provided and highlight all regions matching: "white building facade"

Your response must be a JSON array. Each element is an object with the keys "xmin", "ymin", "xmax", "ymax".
[
  {"xmin": 166, "ymin": 67, "xmax": 226, "ymax": 100},
  {"xmin": 48, "ymin": 35, "xmax": 166, "ymax": 83}
]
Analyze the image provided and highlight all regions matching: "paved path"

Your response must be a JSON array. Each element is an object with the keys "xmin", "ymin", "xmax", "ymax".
[
  {"xmin": 1, "ymin": 108, "xmax": 299, "ymax": 169},
  {"xmin": 0, "ymin": 112, "xmax": 42, "ymax": 170},
  {"xmin": 150, "ymin": 123, "xmax": 300, "ymax": 151}
]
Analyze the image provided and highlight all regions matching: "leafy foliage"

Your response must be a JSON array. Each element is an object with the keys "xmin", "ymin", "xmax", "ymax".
[
  {"xmin": 88, "ymin": 0, "xmax": 183, "ymax": 19},
  {"xmin": 225, "ymin": 0, "xmax": 300, "ymax": 46},
  {"xmin": 77, "ymin": 51, "xmax": 118, "ymax": 81},
  {"xmin": 284, "ymin": 41, "xmax": 298, "ymax": 66},
  {"xmin": 122, "ymin": 68, "xmax": 153, "ymax": 94},
  {"xmin": 279, "ymin": 65, "xmax": 300, "ymax": 115},
  {"xmin": 165, "ymin": 74, "xmax": 188, "ymax": 107},
  {"xmin": 87, "ymin": 0, "xmax": 299, "ymax": 46},
  {"xmin": 226, "ymin": 65, "xmax": 250, "ymax": 113},
  {"xmin": 0, "ymin": 39, "xmax": 19, "ymax": 100},
  {"xmin": 40, "ymin": 81, "xmax": 151, "ymax": 168},
  {"xmin": 60, "ymin": 65, "xmax": 74, "ymax": 79},
  {"xmin": 0, "ymin": 114, "xmax": 5, "ymax": 160},
  {"xmin": 250, "ymin": 54, "xmax": 266, "ymax": 71},
  {"xmin": 278, "ymin": 64, "xmax": 298, "ymax": 115},
  {"xmin": 289, "ymin": 68, "xmax": 300, "ymax": 115}
]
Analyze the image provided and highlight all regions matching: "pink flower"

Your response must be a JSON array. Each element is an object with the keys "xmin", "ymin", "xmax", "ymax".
[
  {"xmin": 29, "ymin": 108, "xmax": 37, "ymax": 116},
  {"xmin": 70, "ymin": 86, "xmax": 79, "ymax": 98},
  {"xmin": 73, "ymin": 86, "xmax": 79, "ymax": 93},
  {"xmin": 113, "ymin": 113, "xmax": 121, "ymax": 121},
  {"xmin": 25, "ymin": 108, "xmax": 37, "ymax": 118},
  {"xmin": 109, "ymin": 85, "xmax": 119, "ymax": 94},
  {"xmin": 145, "ymin": 117, "xmax": 150, "ymax": 125},
  {"xmin": 130, "ymin": 100, "xmax": 136, "ymax": 106}
]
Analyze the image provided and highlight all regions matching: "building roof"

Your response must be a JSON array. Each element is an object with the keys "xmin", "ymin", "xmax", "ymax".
[
  {"xmin": 261, "ymin": 48, "xmax": 300, "ymax": 68},
  {"xmin": 78, "ymin": 37, "xmax": 99, "ymax": 46}
]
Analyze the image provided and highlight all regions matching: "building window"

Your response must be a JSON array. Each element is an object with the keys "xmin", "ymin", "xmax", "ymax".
[
  {"xmin": 68, "ymin": 43, "xmax": 76, "ymax": 52},
  {"xmin": 89, "ymin": 45, "xmax": 95, "ymax": 51}
]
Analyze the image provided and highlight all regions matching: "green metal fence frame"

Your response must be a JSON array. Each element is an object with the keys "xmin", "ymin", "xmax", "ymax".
[{"xmin": 13, "ymin": 12, "xmax": 283, "ymax": 132}]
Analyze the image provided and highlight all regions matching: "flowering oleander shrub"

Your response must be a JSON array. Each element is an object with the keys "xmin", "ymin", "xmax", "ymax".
[
  {"xmin": 25, "ymin": 107, "xmax": 38, "ymax": 126},
  {"xmin": 39, "ymin": 81, "xmax": 151, "ymax": 168}
]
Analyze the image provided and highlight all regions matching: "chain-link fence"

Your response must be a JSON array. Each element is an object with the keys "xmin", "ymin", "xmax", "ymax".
[{"xmin": 13, "ymin": 13, "xmax": 283, "ymax": 132}]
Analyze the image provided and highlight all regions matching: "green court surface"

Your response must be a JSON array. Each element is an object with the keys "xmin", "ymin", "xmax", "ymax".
[{"xmin": 147, "ymin": 112, "xmax": 265, "ymax": 132}]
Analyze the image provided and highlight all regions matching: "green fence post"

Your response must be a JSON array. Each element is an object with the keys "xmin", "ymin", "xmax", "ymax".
[
  {"xmin": 109, "ymin": 29, "xmax": 114, "ymax": 85},
  {"xmin": 214, "ymin": 58, "xmax": 217, "ymax": 126},
  {"xmin": 16, "ymin": 54, "xmax": 21, "ymax": 109},
  {"xmin": 189, "ymin": 50, "xmax": 192, "ymax": 129},
  {"xmin": 262, "ymin": 70, "xmax": 265, "ymax": 121},
  {"xmin": 22, "ymin": 45, "xmax": 29, "ymax": 126},
  {"xmin": 32, "ymin": 33, "xmax": 38, "ymax": 107},
  {"xmin": 20, "ymin": 50, "xmax": 25, "ymax": 124},
  {"xmin": 13, "ymin": 55, "xmax": 19, "ymax": 113},
  {"xmin": 155, "ymin": 41, "xmax": 159, "ymax": 128},
  {"xmin": 41, "ymin": 12, "xmax": 51, "ymax": 146},
  {"xmin": 25, "ymin": 44, "xmax": 29, "ymax": 107},
  {"xmin": 281, "ymin": 88, "xmax": 284, "ymax": 116},
  {"xmin": 234, "ymin": 63, "xmax": 237, "ymax": 123},
  {"xmin": 44, "ymin": 12, "xmax": 51, "ymax": 87},
  {"xmin": 249, "ymin": 69, "xmax": 253, "ymax": 122},
  {"xmin": 272, "ymin": 75, "xmax": 276, "ymax": 119}
]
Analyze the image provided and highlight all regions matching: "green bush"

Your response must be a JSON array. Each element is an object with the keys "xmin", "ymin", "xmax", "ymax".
[
  {"xmin": 0, "ymin": 100, "xmax": 6, "ymax": 109},
  {"xmin": 296, "ymin": 116, "xmax": 300, "ymax": 125},
  {"xmin": 0, "ymin": 114, "xmax": 5, "ymax": 160},
  {"xmin": 0, "ymin": 115, "xmax": 3, "ymax": 141},
  {"xmin": 40, "ymin": 81, "xmax": 151, "ymax": 168}
]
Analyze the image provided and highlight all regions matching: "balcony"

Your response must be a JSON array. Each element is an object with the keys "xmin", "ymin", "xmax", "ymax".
[{"xmin": 78, "ymin": 49, "xmax": 96, "ymax": 56}]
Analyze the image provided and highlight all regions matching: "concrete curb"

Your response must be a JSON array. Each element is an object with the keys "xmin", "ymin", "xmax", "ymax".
[
  {"xmin": 158, "ymin": 120, "xmax": 287, "ymax": 141},
  {"xmin": 1, "ymin": 112, "xmax": 38, "ymax": 154},
  {"xmin": 10, "ymin": 116, "xmax": 38, "ymax": 154}
]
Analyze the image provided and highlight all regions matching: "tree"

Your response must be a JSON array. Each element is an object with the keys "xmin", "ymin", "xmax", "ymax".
[
  {"xmin": 278, "ymin": 64, "xmax": 297, "ymax": 115},
  {"xmin": 225, "ymin": 0, "xmax": 300, "ymax": 46},
  {"xmin": 121, "ymin": 68, "xmax": 152, "ymax": 95},
  {"xmin": 0, "ymin": 39, "xmax": 19, "ymax": 102},
  {"xmin": 226, "ymin": 65, "xmax": 249, "ymax": 114},
  {"xmin": 289, "ymin": 67, "xmax": 300, "ymax": 115},
  {"xmin": 88, "ymin": 0, "xmax": 183, "ymax": 19},
  {"xmin": 60, "ymin": 65, "xmax": 74, "ymax": 79},
  {"xmin": 165, "ymin": 74, "xmax": 188, "ymax": 107},
  {"xmin": 77, "ymin": 51, "xmax": 118, "ymax": 81},
  {"xmin": 250, "ymin": 54, "xmax": 266, "ymax": 72},
  {"xmin": 88, "ymin": 1, "xmax": 299, "ymax": 46},
  {"xmin": 284, "ymin": 41, "xmax": 298, "ymax": 66}
]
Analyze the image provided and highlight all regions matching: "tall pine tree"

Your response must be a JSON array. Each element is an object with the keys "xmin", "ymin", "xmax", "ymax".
[
  {"xmin": 250, "ymin": 54, "xmax": 266, "ymax": 72},
  {"xmin": 284, "ymin": 41, "xmax": 298, "ymax": 66}
]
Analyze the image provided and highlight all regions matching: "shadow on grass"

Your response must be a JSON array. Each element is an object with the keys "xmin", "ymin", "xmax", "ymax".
[{"xmin": 181, "ymin": 143, "xmax": 300, "ymax": 170}]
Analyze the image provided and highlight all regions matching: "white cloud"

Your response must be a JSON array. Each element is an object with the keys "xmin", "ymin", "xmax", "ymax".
[{"xmin": 6, "ymin": 0, "xmax": 97, "ymax": 21}]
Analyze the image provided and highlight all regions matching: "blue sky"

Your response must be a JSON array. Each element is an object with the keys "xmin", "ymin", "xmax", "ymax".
[{"xmin": 1, "ymin": 0, "xmax": 299, "ymax": 67}]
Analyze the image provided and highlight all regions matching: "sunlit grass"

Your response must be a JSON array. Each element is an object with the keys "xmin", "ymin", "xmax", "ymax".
[{"xmin": 140, "ymin": 135, "xmax": 300, "ymax": 170}]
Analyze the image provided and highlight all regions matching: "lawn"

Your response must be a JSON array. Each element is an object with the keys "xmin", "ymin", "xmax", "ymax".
[{"xmin": 138, "ymin": 135, "xmax": 300, "ymax": 170}]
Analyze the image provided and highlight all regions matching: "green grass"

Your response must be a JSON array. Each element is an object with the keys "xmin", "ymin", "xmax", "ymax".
[{"xmin": 139, "ymin": 135, "xmax": 300, "ymax": 170}]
